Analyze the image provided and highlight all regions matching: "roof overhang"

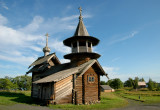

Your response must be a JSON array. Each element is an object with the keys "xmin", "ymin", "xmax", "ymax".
[
  {"xmin": 28, "ymin": 53, "xmax": 60, "ymax": 68},
  {"xmin": 63, "ymin": 36, "xmax": 99, "ymax": 47}
]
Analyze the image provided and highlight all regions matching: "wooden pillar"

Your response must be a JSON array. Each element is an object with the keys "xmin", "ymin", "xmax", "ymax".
[
  {"xmin": 77, "ymin": 41, "xmax": 79, "ymax": 53},
  {"xmin": 31, "ymin": 73, "xmax": 34, "ymax": 98},
  {"xmin": 91, "ymin": 42, "xmax": 93, "ymax": 52},
  {"xmin": 72, "ymin": 74, "xmax": 77, "ymax": 104},
  {"xmin": 71, "ymin": 43, "xmax": 73, "ymax": 53},
  {"xmin": 98, "ymin": 74, "xmax": 101, "ymax": 101},
  {"xmin": 82, "ymin": 75, "xmax": 85, "ymax": 104},
  {"xmin": 86, "ymin": 41, "xmax": 88, "ymax": 52}
]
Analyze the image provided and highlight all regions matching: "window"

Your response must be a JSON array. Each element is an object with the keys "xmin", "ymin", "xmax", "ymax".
[
  {"xmin": 88, "ymin": 42, "xmax": 91, "ymax": 47},
  {"xmin": 79, "ymin": 41, "xmax": 86, "ymax": 46},
  {"xmin": 73, "ymin": 42, "xmax": 77, "ymax": 48},
  {"xmin": 88, "ymin": 76, "xmax": 95, "ymax": 83}
]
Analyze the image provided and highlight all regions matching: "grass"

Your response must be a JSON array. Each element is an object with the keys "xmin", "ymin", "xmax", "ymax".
[
  {"xmin": 1, "ymin": 90, "xmax": 160, "ymax": 110},
  {"xmin": 0, "ymin": 90, "xmax": 38, "ymax": 105},
  {"xmin": 0, "ymin": 91, "xmax": 128, "ymax": 110},
  {"xmin": 49, "ymin": 92, "xmax": 128, "ymax": 110},
  {"xmin": 115, "ymin": 89, "xmax": 160, "ymax": 104}
]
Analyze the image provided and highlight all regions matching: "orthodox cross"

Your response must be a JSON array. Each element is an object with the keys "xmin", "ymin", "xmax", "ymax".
[
  {"xmin": 45, "ymin": 33, "xmax": 49, "ymax": 47},
  {"xmin": 78, "ymin": 7, "xmax": 83, "ymax": 20},
  {"xmin": 78, "ymin": 7, "xmax": 82, "ymax": 16}
]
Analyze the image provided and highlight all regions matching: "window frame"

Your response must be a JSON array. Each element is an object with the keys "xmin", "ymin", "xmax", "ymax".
[{"xmin": 88, "ymin": 75, "xmax": 95, "ymax": 83}]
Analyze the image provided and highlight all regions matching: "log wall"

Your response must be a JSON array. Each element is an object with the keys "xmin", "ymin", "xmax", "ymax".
[
  {"xmin": 55, "ymin": 75, "xmax": 73, "ymax": 104},
  {"xmin": 75, "ymin": 75, "xmax": 83, "ymax": 104},
  {"xmin": 83, "ymin": 67, "xmax": 99, "ymax": 104},
  {"xmin": 32, "ymin": 73, "xmax": 40, "ymax": 98}
]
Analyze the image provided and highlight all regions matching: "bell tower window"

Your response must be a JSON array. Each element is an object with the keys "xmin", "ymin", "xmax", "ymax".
[
  {"xmin": 73, "ymin": 42, "xmax": 77, "ymax": 47},
  {"xmin": 79, "ymin": 41, "xmax": 86, "ymax": 46}
]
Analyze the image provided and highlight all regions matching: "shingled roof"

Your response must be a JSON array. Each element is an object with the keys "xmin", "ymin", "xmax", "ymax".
[
  {"xmin": 74, "ymin": 7, "xmax": 89, "ymax": 36},
  {"xmin": 74, "ymin": 18, "xmax": 89, "ymax": 36},
  {"xmin": 28, "ymin": 53, "xmax": 60, "ymax": 68},
  {"xmin": 100, "ymin": 85, "xmax": 113, "ymax": 90},
  {"xmin": 33, "ymin": 59, "xmax": 108, "ymax": 84},
  {"xmin": 138, "ymin": 81, "xmax": 146, "ymax": 86}
]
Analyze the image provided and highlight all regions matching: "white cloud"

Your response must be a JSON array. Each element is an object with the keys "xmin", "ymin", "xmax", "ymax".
[
  {"xmin": 109, "ymin": 31, "xmax": 138, "ymax": 45},
  {"xmin": 103, "ymin": 66, "xmax": 119, "ymax": 74},
  {"xmin": 19, "ymin": 16, "xmax": 44, "ymax": 33},
  {"xmin": 0, "ymin": 14, "xmax": 8, "ymax": 25},
  {"xmin": 0, "ymin": 54, "xmax": 35, "ymax": 65},
  {"xmin": 50, "ymin": 40, "xmax": 71, "ymax": 54},
  {"xmin": 28, "ymin": 46, "xmax": 42, "ymax": 52},
  {"xmin": 101, "ymin": 66, "xmax": 119, "ymax": 81},
  {"xmin": 61, "ymin": 14, "xmax": 92, "ymax": 21},
  {"xmin": 0, "ymin": 14, "xmax": 44, "ymax": 65},
  {"xmin": 111, "ymin": 57, "xmax": 120, "ymax": 62},
  {"xmin": 60, "ymin": 59, "xmax": 70, "ymax": 63},
  {"xmin": 61, "ymin": 15, "xmax": 79, "ymax": 21},
  {"xmin": 0, "ymin": 1, "xmax": 8, "ymax": 10},
  {"xmin": 0, "ymin": 13, "xmax": 92, "ymax": 67}
]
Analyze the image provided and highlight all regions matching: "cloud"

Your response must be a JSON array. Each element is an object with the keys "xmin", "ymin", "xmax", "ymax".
[
  {"xmin": 0, "ymin": 14, "xmax": 8, "ymax": 25},
  {"xmin": 0, "ymin": 54, "xmax": 35, "ymax": 65},
  {"xmin": 0, "ymin": 13, "xmax": 92, "ymax": 66},
  {"xmin": 19, "ymin": 16, "xmax": 44, "ymax": 34},
  {"xmin": 103, "ymin": 66, "xmax": 119, "ymax": 74},
  {"xmin": 60, "ymin": 59, "xmax": 70, "ymax": 63},
  {"xmin": 0, "ymin": 12, "xmax": 92, "ymax": 68},
  {"xmin": 109, "ymin": 31, "xmax": 138, "ymax": 45},
  {"xmin": 50, "ymin": 40, "xmax": 71, "ymax": 54},
  {"xmin": 61, "ymin": 15, "xmax": 79, "ymax": 21},
  {"xmin": 0, "ymin": 1, "xmax": 8, "ymax": 10},
  {"xmin": 0, "ymin": 14, "xmax": 44, "ymax": 65},
  {"xmin": 111, "ymin": 57, "xmax": 120, "ymax": 62},
  {"xmin": 100, "ymin": 66, "xmax": 119, "ymax": 81}
]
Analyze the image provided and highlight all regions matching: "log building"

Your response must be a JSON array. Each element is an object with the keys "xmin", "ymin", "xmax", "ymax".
[{"xmin": 27, "ymin": 7, "xmax": 108, "ymax": 105}]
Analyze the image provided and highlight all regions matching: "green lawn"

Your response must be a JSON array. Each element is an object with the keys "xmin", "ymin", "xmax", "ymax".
[
  {"xmin": 1, "ymin": 90, "xmax": 160, "ymax": 110},
  {"xmin": 0, "ymin": 91, "xmax": 128, "ymax": 110},
  {"xmin": 0, "ymin": 91, "xmax": 37, "ymax": 105},
  {"xmin": 115, "ymin": 89, "xmax": 160, "ymax": 104}
]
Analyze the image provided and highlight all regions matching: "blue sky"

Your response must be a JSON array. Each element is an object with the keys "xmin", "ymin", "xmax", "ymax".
[{"xmin": 0, "ymin": 0, "xmax": 160, "ymax": 82}]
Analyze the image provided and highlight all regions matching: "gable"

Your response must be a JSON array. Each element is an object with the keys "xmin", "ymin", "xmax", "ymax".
[
  {"xmin": 27, "ymin": 53, "xmax": 61, "ymax": 74},
  {"xmin": 78, "ymin": 60, "xmax": 108, "ymax": 79},
  {"xmin": 29, "ymin": 53, "xmax": 60, "ymax": 68}
]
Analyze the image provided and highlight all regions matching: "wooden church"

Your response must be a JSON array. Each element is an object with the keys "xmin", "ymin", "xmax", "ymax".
[{"xmin": 27, "ymin": 7, "xmax": 108, "ymax": 105}]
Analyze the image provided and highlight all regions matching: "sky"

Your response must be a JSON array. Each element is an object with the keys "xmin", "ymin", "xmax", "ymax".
[{"xmin": 0, "ymin": 0, "xmax": 160, "ymax": 82}]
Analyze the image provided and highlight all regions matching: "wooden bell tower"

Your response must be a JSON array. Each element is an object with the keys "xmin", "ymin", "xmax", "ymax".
[{"xmin": 63, "ymin": 7, "xmax": 101, "ymax": 65}]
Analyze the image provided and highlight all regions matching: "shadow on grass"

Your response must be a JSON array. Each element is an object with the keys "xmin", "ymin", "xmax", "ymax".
[{"xmin": 0, "ymin": 91, "xmax": 42, "ymax": 105}]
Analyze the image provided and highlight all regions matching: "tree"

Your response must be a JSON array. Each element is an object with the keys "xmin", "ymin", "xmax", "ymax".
[
  {"xmin": 0, "ymin": 78, "xmax": 16, "ymax": 90},
  {"xmin": 12, "ymin": 75, "xmax": 32, "ymax": 90},
  {"xmin": 148, "ymin": 78, "xmax": 154, "ymax": 90},
  {"xmin": 100, "ymin": 81, "xmax": 106, "ymax": 85},
  {"xmin": 132, "ymin": 77, "xmax": 139, "ymax": 89},
  {"xmin": 106, "ymin": 80, "xmax": 112, "ymax": 85},
  {"xmin": 109, "ymin": 78, "xmax": 123, "ymax": 89},
  {"xmin": 124, "ymin": 78, "xmax": 133, "ymax": 87},
  {"xmin": 139, "ymin": 77, "xmax": 145, "ymax": 82}
]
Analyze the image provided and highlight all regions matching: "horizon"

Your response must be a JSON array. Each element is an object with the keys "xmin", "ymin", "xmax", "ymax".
[{"xmin": 0, "ymin": 0, "xmax": 160, "ymax": 83}]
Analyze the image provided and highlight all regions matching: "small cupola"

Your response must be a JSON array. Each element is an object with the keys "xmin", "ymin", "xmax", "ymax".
[
  {"xmin": 43, "ymin": 33, "xmax": 51, "ymax": 56},
  {"xmin": 63, "ymin": 7, "xmax": 100, "ymax": 64}
]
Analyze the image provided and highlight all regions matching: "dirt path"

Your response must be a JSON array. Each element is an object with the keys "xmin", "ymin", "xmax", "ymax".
[
  {"xmin": 0, "ymin": 104, "xmax": 61, "ymax": 110},
  {"xmin": 112, "ymin": 98, "xmax": 160, "ymax": 110}
]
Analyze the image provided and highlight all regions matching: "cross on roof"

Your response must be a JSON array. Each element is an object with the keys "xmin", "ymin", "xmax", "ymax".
[
  {"xmin": 45, "ymin": 33, "xmax": 49, "ymax": 47},
  {"xmin": 78, "ymin": 7, "xmax": 82, "ymax": 16},
  {"xmin": 45, "ymin": 33, "xmax": 49, "ymax": 37}
]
